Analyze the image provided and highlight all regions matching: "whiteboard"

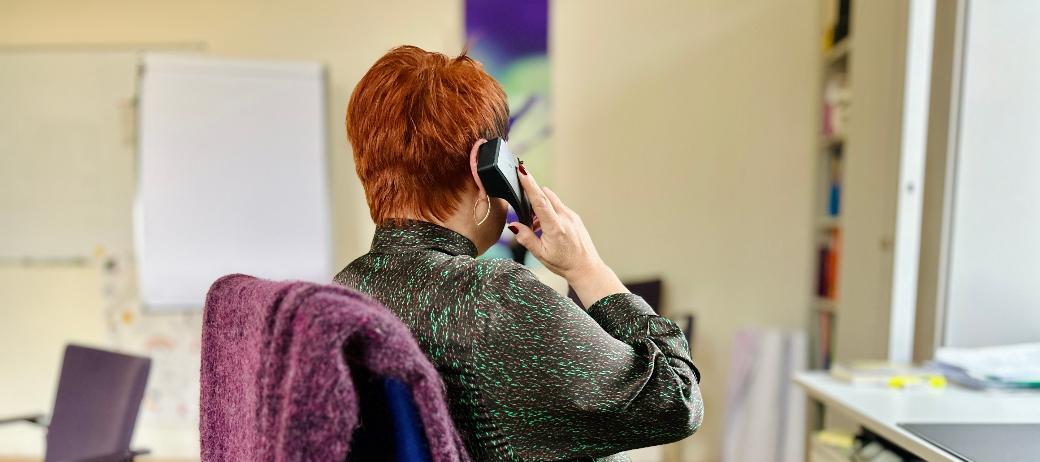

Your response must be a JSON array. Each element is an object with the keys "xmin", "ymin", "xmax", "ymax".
[
  {"xmin": 136, "ymin": 54, "xmax": 331, "ymax": 310},
  {"xmin": 944, "ymin": 1, "xmax": 1040, "ymax": 347}
]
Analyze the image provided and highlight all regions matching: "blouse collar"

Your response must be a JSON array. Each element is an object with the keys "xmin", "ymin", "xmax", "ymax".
[{"xmin": 370, "ymin": 219, "xmax": 478, "ymax": 258}]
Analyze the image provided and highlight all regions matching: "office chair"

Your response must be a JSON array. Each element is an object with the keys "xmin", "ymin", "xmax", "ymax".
[
  {"xmin": 568, "ymin": 278, "xmax": 664, "ymax": 312},
  {"xmin": 0, "ymin": 344, "xmax": 151, "ymax": 462},
  {"xmin": 567, "ymin": 279, "xmax": 697, "ymax": 354}
]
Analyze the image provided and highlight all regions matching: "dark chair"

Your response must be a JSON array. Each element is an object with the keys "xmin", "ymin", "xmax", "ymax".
[
  {"xmin": 568, "ymin": 278, "xmax": 664, "ymax": 313},
  {"xmin": 567, "ymin": 279, "xmax": 697, "ymax": 354},
  {"xmin": 1, "ymin": 344, "xmax": 151, "ymax": 462}
]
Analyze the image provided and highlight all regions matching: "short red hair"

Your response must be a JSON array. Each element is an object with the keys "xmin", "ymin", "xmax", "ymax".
[{"xmin": 347, "ymin": 45, "xmax": 509, "ymax": 224}]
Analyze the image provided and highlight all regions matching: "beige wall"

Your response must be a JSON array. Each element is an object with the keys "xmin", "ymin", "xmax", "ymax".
[
  {"xmin": 0, "ymin": 266, "xmax": 109, "ymax": 455},
  {"xmin": 1, "ymin": 0, "xmax": 464, "ymax": 262},
  {"xmin": 552, "ymin": 1, "xmax": 818, "ymax": 459},
  {"xmin": 1, "ymin": 1, "xmax": 820, "ymax": 460},
  {"xmin": 0, "ymin": 0, "xmax": 461, "ymax": 457}
]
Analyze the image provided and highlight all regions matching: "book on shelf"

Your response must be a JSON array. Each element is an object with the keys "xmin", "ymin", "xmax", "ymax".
[
  {"xmin": 816, "ymin": 246, "xmax": 828, "ymax": 297},
  {"xmin": 833, "ymin": 0, "xmax": 851, "ymax": 45},
  {"xmin": 815, "ymin": 307, "xmax": 835, "ymax": 369},
  {"xmin": 827, "ymin": 146, "xmax": 842, "ymax": 216},
  {"xmin": 816, "ymin": 228, "xmax": 842, "ymax": 300},
  {"xmin": 822, "ymin": 0, "xmax": 852, "ymax": 51},
  {"xmin": 823, "ymin": 73, "xmax": 850, "ymax": 138},
  {"xmin": 824, "ymin": 232, "xmax": 838, "ymax": 299}
]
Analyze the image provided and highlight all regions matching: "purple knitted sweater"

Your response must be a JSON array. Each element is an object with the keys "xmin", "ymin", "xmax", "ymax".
[{"xmin": 200, "ymin": 274, "xmax": 469, "ymax": 461}]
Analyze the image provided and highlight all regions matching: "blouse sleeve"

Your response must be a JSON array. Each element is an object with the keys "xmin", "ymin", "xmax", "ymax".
[{"xmin": 470, "ymin": 262, "xmax": 703, "ymax": 460}]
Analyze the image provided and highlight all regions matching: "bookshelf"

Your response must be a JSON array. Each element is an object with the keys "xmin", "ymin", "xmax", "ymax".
[
  {"xmin": 812, "ymin": 0, "xmax": 851, "ymax": 372},
  {"xmin": 807, "ymin": 0, "xmax": 941, "ymax": 442}
]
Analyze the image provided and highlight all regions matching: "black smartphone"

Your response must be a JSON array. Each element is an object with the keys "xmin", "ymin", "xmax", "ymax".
[{"xmin": 476, "ymin": 138, "xmax": 534, "ymax": 228}]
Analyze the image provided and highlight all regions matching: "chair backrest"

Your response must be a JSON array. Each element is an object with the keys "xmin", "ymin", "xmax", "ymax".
[
  {"xmin": 45, "ymin": 345, "xmax": 151, "ymax": 462},
  {"xmin": 568, "ymin": 278, "xmax": 664, "ymax": 313},
  {"xmin": 625, "ymin": 279, "xmax": 663, "ymax": 312}
]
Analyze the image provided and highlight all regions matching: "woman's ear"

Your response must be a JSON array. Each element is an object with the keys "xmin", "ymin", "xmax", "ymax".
[{"xmin": 469, "ymin": 139, "xmax": 488, "ymax": 194}]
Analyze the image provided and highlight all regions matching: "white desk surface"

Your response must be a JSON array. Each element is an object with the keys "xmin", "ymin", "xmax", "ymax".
[{"xmin": 795, "ymin": 371, "xmax": 1040, "ymax": 462}]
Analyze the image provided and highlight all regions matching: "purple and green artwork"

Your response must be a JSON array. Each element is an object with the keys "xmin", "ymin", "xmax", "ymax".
[{"xmin": 466, "ymin": 0, "xmax": 551, "ymax": 263}]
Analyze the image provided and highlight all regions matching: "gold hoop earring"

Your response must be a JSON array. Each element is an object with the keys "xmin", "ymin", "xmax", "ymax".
[{"xmin": 473, "ymin": 194, "xmax": 490, "ymax": 226}]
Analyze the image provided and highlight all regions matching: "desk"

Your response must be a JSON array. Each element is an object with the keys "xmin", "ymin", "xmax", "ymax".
[{"xmin": 795, "ymin": 371, "xmax": 1040, "ymax": 462}]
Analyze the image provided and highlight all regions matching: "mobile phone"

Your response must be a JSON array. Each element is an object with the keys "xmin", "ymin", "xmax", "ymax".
[{"xmin": 476, "ymin": 138, "xmax": 534, "ymax": 228}]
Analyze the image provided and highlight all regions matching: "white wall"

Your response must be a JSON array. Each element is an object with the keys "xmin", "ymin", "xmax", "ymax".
[
  {"xmin": 551, "ymin": 1, "xmax": 819, "ymax": 459},
  {"xmin": 0, "ymin": 0, "xmax": 464, "ymax": 263},
  {"xmin": 943, "ymin": 0, "xmax": 1040, "ymax": 348}
]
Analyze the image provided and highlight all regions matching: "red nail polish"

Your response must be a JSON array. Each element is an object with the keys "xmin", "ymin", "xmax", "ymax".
[
  {"xmin": 518, "ymin": 163, "xmax": 528, "ymax": 176},
  {"xmin": 508, "ymin": 225, "xmax": 519, "ymax": 234}
]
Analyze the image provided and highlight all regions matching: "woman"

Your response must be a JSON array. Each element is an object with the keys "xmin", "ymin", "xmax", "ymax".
[{"xmin": 336, "ymin": 45, "xmax": 703, "ymax": 462}]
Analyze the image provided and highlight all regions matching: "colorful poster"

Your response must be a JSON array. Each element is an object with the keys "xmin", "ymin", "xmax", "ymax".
[{"xmin": 466, "ymin": 0, "xmax": 551, "ymax": 263}]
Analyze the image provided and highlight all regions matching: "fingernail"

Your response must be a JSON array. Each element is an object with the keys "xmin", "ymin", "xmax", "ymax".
[
  {"xmin": 518, "ymin": 163, "xmax": 528, "ymax": 176},
  {"xmin": 508, "ymin": 225, "xmax": 519, "ymax": 234}
]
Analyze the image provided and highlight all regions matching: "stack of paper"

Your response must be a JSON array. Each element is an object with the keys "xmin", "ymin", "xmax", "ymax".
[
  {"xmin": 809, "ymin": 430, "xmax": 854, "ymax": 462},
  {"xmin": 932, "ymin": 342, "xmax": 1040, "ymax": 389},
  {"xmin": 830, "ymin": 361, "xmax": 944, "ymax": 388}
]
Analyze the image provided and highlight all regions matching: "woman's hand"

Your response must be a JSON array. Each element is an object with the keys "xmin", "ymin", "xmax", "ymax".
[{"xmin": 508, "ymin": 166, "xmax": 628, "ymax": 307}]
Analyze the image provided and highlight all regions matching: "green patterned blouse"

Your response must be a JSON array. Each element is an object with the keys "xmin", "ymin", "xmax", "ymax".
[{"xmin": 334, "ymin": 220, "xmax": 703, "ymax": 461}]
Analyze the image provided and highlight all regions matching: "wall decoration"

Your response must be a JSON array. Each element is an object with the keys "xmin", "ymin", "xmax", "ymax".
[
  {"xmin": 466, "ymin": 0, "xmax": 551, "ymax": 264},
  {"xmin": 99, "ymin": 248, "xmax": 201, "ymax": 425}
]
